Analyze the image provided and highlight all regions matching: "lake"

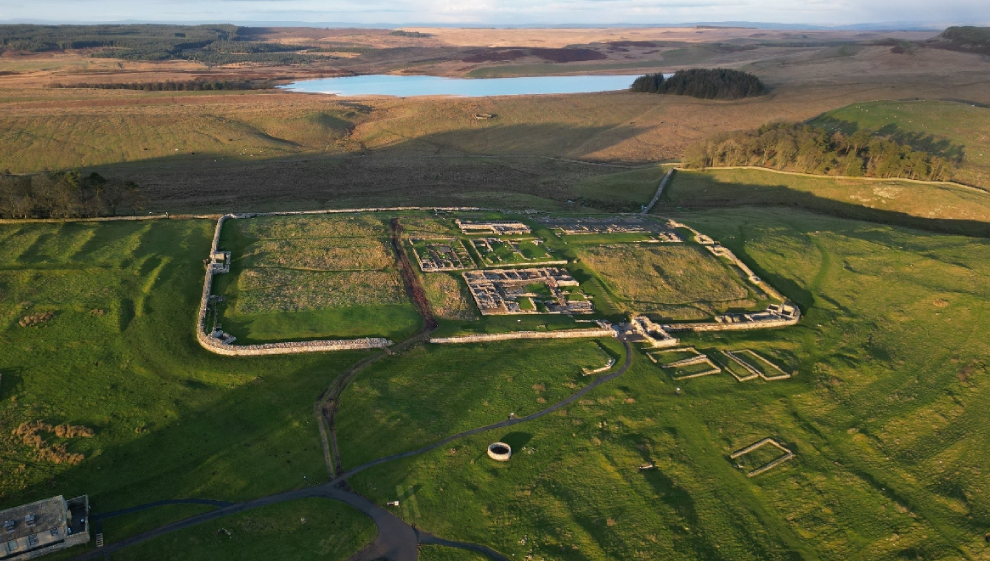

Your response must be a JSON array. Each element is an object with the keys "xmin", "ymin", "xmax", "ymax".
[{"xmin": 278, "ymin": 74, "xmax": 647, "ymax": 97}]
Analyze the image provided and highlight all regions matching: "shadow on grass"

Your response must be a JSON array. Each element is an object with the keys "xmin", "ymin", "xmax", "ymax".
[
  {"xmin": 0, "ymin": 219, "xmax": 372, "ymax": 553},
  {"xmin": 658, "ymin": 175, "xmax": 990, "ymax": 239},
  {"xmin": 83, "ymin": 122, "xmax": 648, "ymax": 214},
  {"xmin": 812, "ymin": 116, "xmax": 966, "ymax": 163}
]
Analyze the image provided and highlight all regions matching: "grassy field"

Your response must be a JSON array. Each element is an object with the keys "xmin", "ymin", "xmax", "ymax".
[
  {"xmin": 2, "ymin": 205, "xmax": 989, "ymax": 560},
  {"xmin": 422, "ymin": 272, "xmax": 477, "ymax": 321},
  {"xmin": 570, "ymin": 165, "xmax": 669, "ymax": 211},
  {"xmin": 419, "ymin": 545, "xmax": 491, "ymax": 560},
  {"xmin": 343, "ymin": 206, "xmax": 990, "ymax": 561},
  {"xmin": 213, "ymin": 214, "xmax": 423, "ymax": 342},
  {"xmin": 660, "ymin": 168, "xmax": 990, "ymax": 235},
  {"xmin": 334, "ymin": 338, "xmax": 622, "ymax": 470},
  {"xmin": 111, "ymin": 499, "xmax": 375, "ymax": 561},
  {"xmin": 0, "ymin": 219, "xmax": 378, "ymax": 555},
  {"xmin": 810, "ymin": 100, "xmax": 990, "ymax": 188},
  {"xmin": 0, "ymin": 83, "xmax": 987, "ymax": 218},
  {"xmin": 576, "ymin": 242, "xmax": 756, "ymax": 319}
]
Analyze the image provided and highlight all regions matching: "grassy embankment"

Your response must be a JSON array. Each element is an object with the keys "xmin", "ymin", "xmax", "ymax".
[
  {"xmin": 658, "ymin": 168, "xmax": 990, "ymax": 236},
  {"xmin": 343, "ymin": 206, "xmax": 990, "ymax": 561},
  {"xmin": 0, "ymin": 219, "xmax": 376, "ymax": 554},
  {"xmin": 810, "ymin": 100, "xmax": 990, "ymax": 188}
]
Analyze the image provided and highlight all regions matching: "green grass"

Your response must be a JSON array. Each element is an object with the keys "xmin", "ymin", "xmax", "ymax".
[
  {"xmin": 4, "ymin": 203, "xmax": 990, "ymax": 561},
  {"xmin": 221, "ymin": 305, "xmax": 424, "ymax": 344},
  {"xmin": 213, "ymin": 214, "xmax": 423, "ymax": 342},
  {"xmin": 0, "ymin": 95, "xmax": 358, "ymax": 173},
  {"xmin": 430, "ymin": 311, "xmax": 586, "ymax": 338},
  {"xmin": 419, "ymin": 545, "xmax": 490, "ymax": 560},
  {"xmin": 660, "ymin": 168, "xmax": 990, "ymax": 235},
  {"xmin": 576, "ymin": 243, "xmax": 756, "ymax": 318},
  {"xmin": 111, "ymin": 499, "xmax": 375, "ymax": 561},
  {"xmin": 810, "ymin": 100, "xmax": 990, "ymax": 188},
  {"xmin": 99, "ymin": 504, "xmax": 217, "ymax": 546},
  {"xmin": 344, "ymin": 206, "xmax": 990, "ymax": 561},
  {"xmin": 571, "ymin": 165, "xmax": 669, "ymax": 211},
  {"xmin": 335, "ymin": 339, "xmax": 621, "ymax": 470},
  {"xmin": 0, "ymin": 219, "xmax": 372, "ymax": 537}
]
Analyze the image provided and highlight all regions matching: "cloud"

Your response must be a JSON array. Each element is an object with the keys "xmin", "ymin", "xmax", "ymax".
[{"xmin": 0, "ymin": 0, "xmax": 985, "ymax": 25}]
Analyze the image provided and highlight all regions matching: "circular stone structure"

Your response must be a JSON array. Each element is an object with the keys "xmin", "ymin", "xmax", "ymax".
[{"xmin": 487, "ymin": 442, "xmax": 512, "ymax": 462}]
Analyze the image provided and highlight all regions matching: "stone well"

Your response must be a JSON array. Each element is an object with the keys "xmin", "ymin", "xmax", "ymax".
[{"xmin": 487, "ymin": 442, "xmax": 512, "ymax": 462}]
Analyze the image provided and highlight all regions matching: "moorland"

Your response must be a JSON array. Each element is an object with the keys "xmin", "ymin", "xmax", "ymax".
[{"xmin": 1, "ymin": 22, "xmax": 990, "ymax": 561}]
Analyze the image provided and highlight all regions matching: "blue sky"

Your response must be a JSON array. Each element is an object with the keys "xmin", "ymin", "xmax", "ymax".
[{"xmin": 0, "ymin": 0, "xmax": 985, "ymax": 27}]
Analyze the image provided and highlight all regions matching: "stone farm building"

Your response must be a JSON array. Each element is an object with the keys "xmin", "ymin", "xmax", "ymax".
[{"xmin": 1, "ymin": 496, "xmax": 89, "ymax": 560}]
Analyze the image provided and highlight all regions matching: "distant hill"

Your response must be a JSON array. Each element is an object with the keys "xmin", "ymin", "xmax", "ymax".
[{"xmin": 930, "ymin": 26, "xmax": 990, "ymax": 54}]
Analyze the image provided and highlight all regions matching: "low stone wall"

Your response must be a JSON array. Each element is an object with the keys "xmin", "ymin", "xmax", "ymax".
[
  {"xmin": 195, "ymin": 213, "xmax": 393, "ymax": 356},
  {"xmin": 430, "ymin": 328, "xmax": 615, "ymax": 344},
  {"xmin": 199, "ymin": 336, "xmax": 392, "ymax": 356},
  {"xmin": 665, "ymin": 316, "xmax": 799, "ymax": 333}
]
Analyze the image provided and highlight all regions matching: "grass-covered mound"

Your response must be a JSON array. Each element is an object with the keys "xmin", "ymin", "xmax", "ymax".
[
  {"xmin": 630, "ymin": 68, "xmax": 766, "ymax": 100},
  {"xmin": 931, "ymin": 26, "xmax": 990, "ymax": 55},
  {"xmin": 684, "ymin": 122, "xmax": 953, "ymax": 181},
  {"xmin": 810, "ymin": 100, "xmax": 990, "ymax": 188}
]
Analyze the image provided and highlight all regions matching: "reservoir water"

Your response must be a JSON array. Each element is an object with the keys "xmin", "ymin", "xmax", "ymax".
[{"xmin": 278, "ymin": 74, "xmax": 645, "ymax": 97}]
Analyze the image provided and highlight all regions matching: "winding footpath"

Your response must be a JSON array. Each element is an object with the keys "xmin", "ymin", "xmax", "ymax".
[{"xmin": 71, "ymin": 327, "xmax": 633, "ymax": 561}]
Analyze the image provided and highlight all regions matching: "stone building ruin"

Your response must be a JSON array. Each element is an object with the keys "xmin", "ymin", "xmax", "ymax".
[
  {"xmin": 455, "ymin": 220, "xmax": 531, "ymax": 235},
  {"xmin": 463, "ymin": 268, "xmax": 593, "ymax": 315}
]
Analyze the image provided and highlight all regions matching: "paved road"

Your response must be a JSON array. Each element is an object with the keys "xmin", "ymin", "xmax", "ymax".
[
  {"xmin": 71, "ymin": 340, "xmax": 633, "ymax": 561},
  {"xmin": 71, "ymin": 486, "xmax": 418, "ymax": 561},
  {"xmin": 418, "ymin": 532, "xmax": 513, "ymax": 561},
  {"xmin": 90, "ymin": 499, "xmax": 234, "ymax": 521}
]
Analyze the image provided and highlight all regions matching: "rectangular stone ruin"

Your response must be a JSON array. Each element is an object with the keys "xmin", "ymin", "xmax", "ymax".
[
  {"xmin": 455, "ymin": 219, "xmax": 531, "ymax": 236},
  {"xmin": 462, "ymin": 267, "xmax": 592, "ymax": 316},
  {"xmin": 411, "ymin": 238, "xmax": 475, "ymax": 272},
  {"xmin": 649, "ymin": 347, "xmax": 722, "ymax": 379},
  {"xmin": 729, "ymin": 438, "xmax": 795, "ymax": 477},
  {"xmin": 722, "ymin": 350, "xmax": 792, "ymax": 382},
  {"xmin": 616, "ymin": 316, "xmax": 679, "ymax": 348}
]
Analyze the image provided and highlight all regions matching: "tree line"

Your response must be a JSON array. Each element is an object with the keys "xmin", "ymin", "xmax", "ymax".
[
  {"xmin": 0, "ymin": 24, "xmax": 236, "ymax": 59},
  {"xmin": 0, "ymin": 24, "xmax": 334, "ymax": 65},
  {"xmin": 52, "ymin": 79, "xmax": 272, "ymax": 91},
  {"xmin": 684, "ymin": 122, "xmax": 954, "ymax": 181},
  {"xmin": 0, "ymin": 171, "xmax": 146, "ymax": 219},
  {"xmin": 630, "ymin": 68, "xmax": 766, "ymax": 100}
]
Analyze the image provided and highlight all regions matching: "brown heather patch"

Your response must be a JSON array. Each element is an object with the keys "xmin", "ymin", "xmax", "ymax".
[
  {"xmin": 18, "ymin": 311, "xmax": 55, "ymax": 327},
  {"xmin": 12, "ymin": 420, "xmax": 94, "ymax": 465}
]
